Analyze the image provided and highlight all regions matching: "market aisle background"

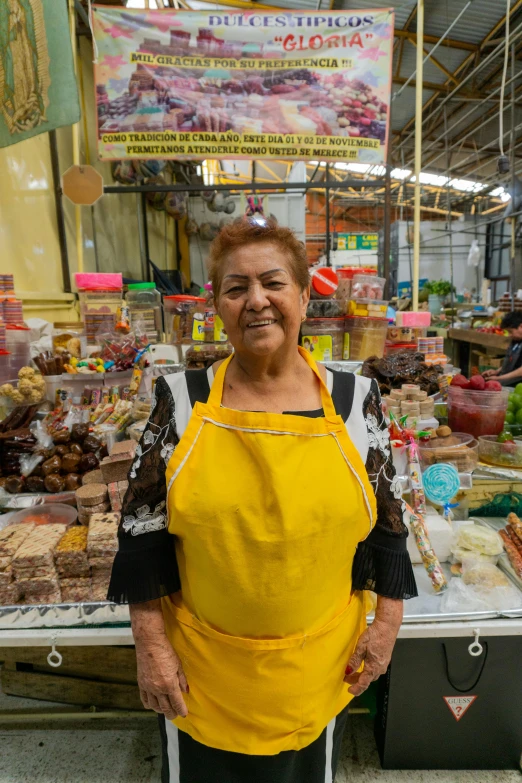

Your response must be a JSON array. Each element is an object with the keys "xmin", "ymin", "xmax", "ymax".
[{"xmin": 0, "ymin": 684, "xmax": 520, "ymax": 783}]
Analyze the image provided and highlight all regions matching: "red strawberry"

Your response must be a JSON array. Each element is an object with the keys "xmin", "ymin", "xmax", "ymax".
[
  {"xmin": 484, "ymin": 380, "xmax": 502, "ymax": 391},
  {"xmin": 469, "ymin": 375, "xmax": 486, "ymax": 390}
]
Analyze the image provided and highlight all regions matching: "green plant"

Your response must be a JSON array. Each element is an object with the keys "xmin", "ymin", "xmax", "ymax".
[{"xmin": 422, "ymin": 279, "xmax": 456, "ymax": 297}]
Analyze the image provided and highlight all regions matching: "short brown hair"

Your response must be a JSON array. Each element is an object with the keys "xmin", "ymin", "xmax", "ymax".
[{"xmin": 208, "ymin": 217, "xmax": 310, "ymax": 296}]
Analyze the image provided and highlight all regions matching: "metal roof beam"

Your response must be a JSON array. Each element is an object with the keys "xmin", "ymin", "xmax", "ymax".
[
  {"xmin": 395, "ymin": 0, "xmax": 522, "ymax": 150},
  {"xmin": 394, "ymin": 29, "xmax": 477, "ymax": 52}
]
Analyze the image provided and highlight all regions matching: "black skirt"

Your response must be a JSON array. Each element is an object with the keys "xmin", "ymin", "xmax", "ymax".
[{"xmin": 158, "ymin": 705, "xmax": 350, "ymax": 783}]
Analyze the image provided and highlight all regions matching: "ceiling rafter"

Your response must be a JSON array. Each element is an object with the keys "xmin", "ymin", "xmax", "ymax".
[{"xmin": 395, "ymin": 0, "xmax": 522, "ymax": 150}]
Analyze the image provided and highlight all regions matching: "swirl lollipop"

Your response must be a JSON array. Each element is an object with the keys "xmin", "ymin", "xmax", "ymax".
[{"xmin": 423, "ymin": 463, "xmax": 460, "ymax": 520}]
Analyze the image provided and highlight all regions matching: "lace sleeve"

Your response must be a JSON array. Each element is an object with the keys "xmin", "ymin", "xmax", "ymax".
[
  {"xmin": 107, "ymin": 376, "xmax": 181, "ymax": 605},
  {"xmin": 352, "ymin": 380, "xmax": 418, "ymax": 599}
]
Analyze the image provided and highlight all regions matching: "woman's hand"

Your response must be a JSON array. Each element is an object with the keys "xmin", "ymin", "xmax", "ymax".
[
  {"xmin": 130, "ymin": 599, "xmax": 189, "ymax": 720},
  {"xmin": 136, "ymin": 636, "xmax": 189, "ymax": 720},
  {"xmin": 343, "ymin": 596, "xmax": 403, "ymax": 697}
]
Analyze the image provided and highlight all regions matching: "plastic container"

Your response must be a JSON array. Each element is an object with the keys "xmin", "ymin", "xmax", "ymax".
[
  {"xmin": 448, "ymin": 386, "xmax": 509, "ymax": 438},
  {"xmin": 335, "ymin": 269, "xmax": 353, "ymax": 302},
  {"xmin": 52, "ymin": 322, "xmax": 86, "ymax": 359},
  {"xmin": 6, "ymin": 326, "xmax": 31, "ymax": 375},
  {"xmin": 387, "ymin": 326, "xmax": 416, "ymax": 344},
  {"xmin": 201, "ymin": 284, "xmax": 228, "ymax": 343},
  {"xmin": 8, "ymin": 504, "xmax": 78, "ymax": 526},
  {"xmin": 384, "ymin": 342, "xmax": 418, "ymax": 356},
  {"xmin": 306, "ymin": 300, "xmax": 344, "ymax": 318},
  {"xmin": 126, "ymin": 283, "xmax": 162, "ymax": 342},
  {"xmin": 310, "ymin": 267, "xmax": 339, "ymax": 299},
  {"xmin": 164, "ymin": 295, "xmax": 206, "ymax": 344},
  {"xmin": 0, "ymin": 350, "xmax": 11, "ymax": 385},
  {"xmin": 351, "ymin": 274, "xmax": 385, "ymax": 300},
  {"xmin": 418, "ymin": 432, "xmax": 479, "ymax": 472},
  {"xmin": 478, "ymin": 435, "xmax": 522, "ymax": 469},
  {"xmin": 78, "ymin": 289, "xmax": 123, "ymax": 344},
  {"xmin": 344, "ymin": 316, "xmax": 388, "ymax": 361},
  {"xmin": 301, "ymin": 317, "xmax": 344, "ymax": 361},
  {"xmin": 75, "ymin": 273, "xmax": 122, "ymax": 290},
  {"xmin": 348, "ymin": 299, "xmax": 388, "ymax": 318}
]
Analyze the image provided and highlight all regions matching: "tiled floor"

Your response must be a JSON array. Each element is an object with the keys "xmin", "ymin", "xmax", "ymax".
[{"xmin": 0, "ymin": 690, "xmax": 520, "ymax": 782}]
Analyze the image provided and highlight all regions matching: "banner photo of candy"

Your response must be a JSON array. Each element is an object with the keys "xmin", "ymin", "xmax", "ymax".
[{"xmin": 92, "ymin": 6, "xmax": 394, "ymax": 163}]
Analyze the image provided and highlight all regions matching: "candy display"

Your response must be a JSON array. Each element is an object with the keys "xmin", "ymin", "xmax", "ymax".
[
  {"xmin": 185, "ymin": 343, "xmax": 233, "ymax": 369},
  {"xmin": 350, "ymin": 274, "xmax": 385, "ymax": 300},
  {"xmin": 347, "ymin": 300, "xmax": 388, "ymax": 318},
  {"xmin": 52, "ymin": 322, "xmax": 86, "ymax": 359},
  {"xmin": 344, "ymin": 316, "xmax": 388, "ymax": 361},
  {"xmin": 55, "ymin": 526, "xmax": 90, "ymax": 579},
  {"xmin": 164, "ymin": 295, "xmax": 206, "ymax": 345},
  {"xmin": 419, "ymin": 432, "xmax": 479, "ymax": 472},
  {"xmin": 362, "ymin": 352, "xmax": 444, "ymax": 396},
  {"xmin": 301, "ymin": 317, "xmax": 344, "ymax": 361},
  {"xmin": 0, "ymin": 367, "xmax": 46, "ymax": 406}
]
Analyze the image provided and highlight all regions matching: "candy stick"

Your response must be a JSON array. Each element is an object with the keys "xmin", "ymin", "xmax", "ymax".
[
  {"xmin": 407, "ymin": 438, "xmax": 426, "ymax": 515},
  {"xmin": 403, "ymin": 501, "xmax": 448, "ymax": 593}
]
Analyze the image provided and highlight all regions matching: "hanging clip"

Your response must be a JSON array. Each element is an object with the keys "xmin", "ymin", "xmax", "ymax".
[
  {"xmin": 468, "ymin": 628, "xmax": 483, "ymax": 658},
  {"xmin": 47, "ymin": 633, "xmax": 63, "ymax": 668}
]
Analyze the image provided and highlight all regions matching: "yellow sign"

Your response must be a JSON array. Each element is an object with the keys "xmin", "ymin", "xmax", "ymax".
[{"xmin": 92, "ymin": 7, "xmax": 394, "ymax": 163}]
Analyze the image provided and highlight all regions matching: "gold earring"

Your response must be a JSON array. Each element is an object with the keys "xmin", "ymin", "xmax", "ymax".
[{"xmin": 301, "ymin": 315, "xmax": 306, "ymax": 323}]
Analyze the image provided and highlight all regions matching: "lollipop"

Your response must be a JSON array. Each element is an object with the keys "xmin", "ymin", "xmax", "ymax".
[{"xmin": 423, "ymin": 463, "xmax": 460, "ymax": 522}]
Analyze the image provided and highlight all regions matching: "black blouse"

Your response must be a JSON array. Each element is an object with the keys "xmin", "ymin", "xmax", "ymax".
[{"xmin": 108, "ymin": 369, "xmax": 417, "ymax": 604}]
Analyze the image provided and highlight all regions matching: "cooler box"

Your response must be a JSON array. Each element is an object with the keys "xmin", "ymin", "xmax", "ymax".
[{"xmin": 375, "ymin": 635, "xmax": 522, "ymax": 769}]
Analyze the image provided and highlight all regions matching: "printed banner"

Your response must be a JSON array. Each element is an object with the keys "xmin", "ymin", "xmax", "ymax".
[
  {"xmin": 92, "ymin": 6, "xmax": 394, "ymax": 163},
  {"xmin": 0, "ymin": 0, "xmax": 80, "ymax": 148}
]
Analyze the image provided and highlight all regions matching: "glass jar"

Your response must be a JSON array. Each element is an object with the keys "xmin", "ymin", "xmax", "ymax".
[
  {"xmin": 52, "ymin": 322, "xmax": 86, "ymax": 360},
  {"xmin": 126, "ymin": 283, "xmax": 162, "ymax": 342},
  {"xmin": 301, "ymin": 317, "xmax": 344, "ymax": 361},
  {"xmin": 164, "ymin": 295, "xmax": 206, "ymax": 344}
]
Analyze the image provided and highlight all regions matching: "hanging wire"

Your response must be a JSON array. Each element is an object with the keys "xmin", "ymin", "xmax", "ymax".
[{"xmin": 498, "ymin": 0, "xmax": 511, "ymax": 156}]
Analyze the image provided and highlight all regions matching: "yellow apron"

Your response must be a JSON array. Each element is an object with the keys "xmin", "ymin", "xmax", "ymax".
[{"xmin": 163, "ymin": 347, "xmax": 376, "ymax": 755}]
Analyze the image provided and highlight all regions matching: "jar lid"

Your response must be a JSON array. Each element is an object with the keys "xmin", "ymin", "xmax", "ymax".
[
  {"xmin": 6, "ymin": 325, "xmax": 29, "ymax": 330},
  {"xmin": 0, "ymin": 350, "xmax": 11, "ymax": 355},
  {"xmin": 54, "ymin": 322, "xmax": 84, "ymax": 328},
  {"xmin": 310, "ymin": 267, "xmax": 338, "ymax": 296},
  {"xmin": 164, "ymin": 295, "xmax": 206, "ymax": 302},
  {"xmin": 128, "ymin": 283, "xmax": 156, "ymax": 290}
]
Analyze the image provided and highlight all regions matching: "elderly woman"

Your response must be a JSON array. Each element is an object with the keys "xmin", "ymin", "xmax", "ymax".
[{"xmin": 109, "ymin": 218, "xmax": 417, "ymax": 783}]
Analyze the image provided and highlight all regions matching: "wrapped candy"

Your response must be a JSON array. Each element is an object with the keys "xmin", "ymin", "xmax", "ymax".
[{"xmin": 404, "ymin": 501, "xmax": 448, "ymax": 593}]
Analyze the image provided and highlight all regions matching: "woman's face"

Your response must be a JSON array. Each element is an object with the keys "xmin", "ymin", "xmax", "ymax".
[{"xmin": 216, "ymin": 242, "xmax": 309, "ymax": 357}]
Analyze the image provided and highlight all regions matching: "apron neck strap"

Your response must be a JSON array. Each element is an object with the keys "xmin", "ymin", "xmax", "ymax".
[{"xmin": 207, "ymin": 347, "xmax": 337, "ymax": 418}]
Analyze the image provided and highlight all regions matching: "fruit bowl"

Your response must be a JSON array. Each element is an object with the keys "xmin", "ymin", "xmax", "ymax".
[{"xmin": 478, "ymin": 435, "xmax": 522, "ymax": 468}]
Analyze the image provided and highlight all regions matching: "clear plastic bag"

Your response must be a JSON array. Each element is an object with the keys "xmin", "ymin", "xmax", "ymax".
[
  {"xmin": 19, "ymin": 454, "xmax": 44, "ymax": 478},
  {"xmin": 454, "ymin": 525, "xmax": 503, "ymax": 556},
  {"xmin": 440, "ymin": 574, "xmax": 522, "ymax": 613}
]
